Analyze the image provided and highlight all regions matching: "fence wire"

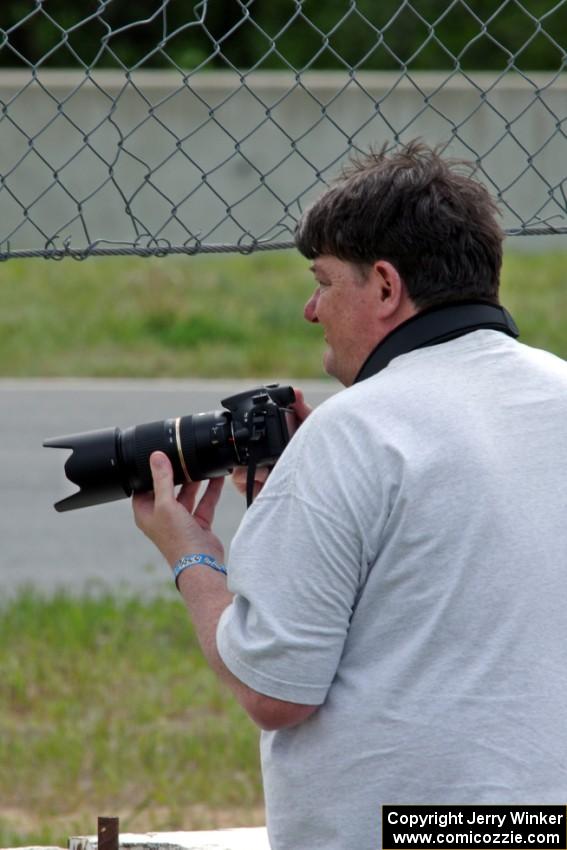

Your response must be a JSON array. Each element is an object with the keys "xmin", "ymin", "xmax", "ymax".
[{"xmin": 1, "ymin": 0, "xmax": 567, "ymax": 261}]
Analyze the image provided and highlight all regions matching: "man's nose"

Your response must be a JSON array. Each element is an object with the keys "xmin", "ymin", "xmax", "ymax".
[{"xmin": 304, "ymin": 290, "xmax": 320, "ymax": 323}]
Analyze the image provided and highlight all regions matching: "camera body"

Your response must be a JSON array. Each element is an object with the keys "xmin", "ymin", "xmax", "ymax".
[
  {"xmin": 44, "ymin": 384, "xmax": 296, "ymax": 512},
  {"xmin": 222, "ymin": 385, "xmax": 297, "ymax": 466}
]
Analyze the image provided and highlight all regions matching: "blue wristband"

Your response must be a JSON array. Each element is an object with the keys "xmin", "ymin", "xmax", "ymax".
[{"xmin": 173, "ymin": 553, "xmax": 227, "ymax": 590}]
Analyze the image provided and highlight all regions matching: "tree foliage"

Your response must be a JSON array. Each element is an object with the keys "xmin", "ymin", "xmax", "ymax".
[{"xmin": 0, "ymin": 0, "xmax": 565, "ymax": 72}]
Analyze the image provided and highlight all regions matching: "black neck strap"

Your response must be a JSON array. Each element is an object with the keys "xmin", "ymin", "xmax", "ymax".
[{"xmin": 354, "ymin": 301, "xmax": 519, "ymax": 384}]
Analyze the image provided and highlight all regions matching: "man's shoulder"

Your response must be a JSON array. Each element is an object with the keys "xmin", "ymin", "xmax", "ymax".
[
  {"xmin": 302, "ymin": 379, "xmax": 389, "ymax": 434},
  {"xmin": 309, "ymin": 371, "xmax": 401, "ymax": 415},
  {"xmin": 515, "ymin": 339, "xmax": 567, "ymax": 374}
]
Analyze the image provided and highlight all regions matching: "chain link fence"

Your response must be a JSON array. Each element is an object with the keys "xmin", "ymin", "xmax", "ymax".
[{"xmin": 1, "ymin": 0, "xmax": 567, "ymax": 260}]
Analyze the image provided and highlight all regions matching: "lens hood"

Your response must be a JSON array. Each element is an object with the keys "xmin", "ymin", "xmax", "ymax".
[{"xmin": 43, "ymin": 427, "xmax": 129, "ymax": 512}]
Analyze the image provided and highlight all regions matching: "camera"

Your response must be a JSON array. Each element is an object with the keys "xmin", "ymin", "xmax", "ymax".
[{"xmin": 44, "ymin": 384, "xmax": 296, "ymax": 512}]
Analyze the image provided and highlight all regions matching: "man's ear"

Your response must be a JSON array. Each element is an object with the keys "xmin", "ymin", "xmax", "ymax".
[{"xmin": 372, "ymin": 259, "xmax": 405, "ymax": 319}]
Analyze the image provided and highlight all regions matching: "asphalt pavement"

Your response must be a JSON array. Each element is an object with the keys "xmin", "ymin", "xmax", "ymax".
[{"xmin": 1, "ymin": 378, "xmax": 335, "ymax": 598}]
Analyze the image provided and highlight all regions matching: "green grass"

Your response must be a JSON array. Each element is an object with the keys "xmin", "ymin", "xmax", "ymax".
[
  {"xmin": 0, "ymin": 251, "xmax": 326, "ymax": 378},
  {"xmin": 0, "ymin": 248, "xmax": 564, "ymax": 379},
  {"xmin": 499, "ymin": 252, "xmax": 567, "ymax": 358},
  {"xmin": 0, "ymin": 592, "xmax": 264, "ymax": 846}
]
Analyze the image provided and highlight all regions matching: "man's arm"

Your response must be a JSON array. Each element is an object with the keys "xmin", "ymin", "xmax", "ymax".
[{"xmin": 133, "ymin": 452, "xmax": 319, "ymax": 731}]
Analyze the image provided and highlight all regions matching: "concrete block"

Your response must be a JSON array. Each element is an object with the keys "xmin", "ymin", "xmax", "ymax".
[{"xmin": 68, "ymin": 827, "xmax": 270, "ymax": 850}]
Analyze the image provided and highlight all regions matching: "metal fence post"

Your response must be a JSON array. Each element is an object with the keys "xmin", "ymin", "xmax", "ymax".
[{"xmin": 98, "ymin": 816, "xmax": 120, "ymax": 850}]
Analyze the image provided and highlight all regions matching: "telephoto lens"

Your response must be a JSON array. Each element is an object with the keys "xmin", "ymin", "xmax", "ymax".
[{"xmin": 44, "ymin": 384, "xmax": 296, "ymax": 512}]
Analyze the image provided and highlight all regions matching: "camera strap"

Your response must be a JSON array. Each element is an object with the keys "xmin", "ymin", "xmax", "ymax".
[
  {"xmin": 246, "ymin": 461, "xmax": 257, "ymax": 508},
  {"xmin": 354, "ymin": 301, "xmax": 519, "ymax": 384}
]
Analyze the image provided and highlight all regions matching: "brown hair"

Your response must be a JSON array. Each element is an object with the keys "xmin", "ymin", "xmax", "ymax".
[{"xmin": 295, "ymin": 141, "xmax": 503, "ymax": 309}]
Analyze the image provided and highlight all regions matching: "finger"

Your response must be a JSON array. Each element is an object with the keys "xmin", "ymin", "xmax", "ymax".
[
  {"xmin": 231, "ymin": 466, "xmax": 269, "ymax": 497},
  {"xmin": 230, "ymin": 468, "xmax": 247, "ymax": 496},
  {"xmin": 194, "ymin": 476, "xmax": 224, "ymax": 529},
  {"xmin": 232, "ymin": 467, "xmax": 269, "ymax": 485},
  {"xmin": 252, "ymin": 481, "xmax": 265, "ymax": 501},
  {"xmin": 149, "ymin": 452, "xmax": 175, "ymax": 507},
  {"xmin": 132, "ymin": 490, "xmax": 154, "ymax": 528},
  {"xmin": 291, "ymin": 387, "xmax": 313, "ymax": 423},
  {"xmin": 177, "ymin": 479, "xmax": 202, "ymax": 513},
  {"xmin": 231, "ymin": 467, "xmax": 247, "ymax": 485}
]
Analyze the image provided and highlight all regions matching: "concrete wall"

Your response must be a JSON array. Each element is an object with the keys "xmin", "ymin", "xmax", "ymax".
[{"xmin": 1, "ymin": 69, "xmax": 566, "ymax": 255}]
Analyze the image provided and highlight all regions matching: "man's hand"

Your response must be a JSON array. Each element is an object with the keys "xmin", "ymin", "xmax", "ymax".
[
  {"xmin": 133, "ymin": 451, "xmax": 225, "ymax": 567},
  {"xmin": 290, "ymin": 387, "xmax": 313, "ymax": 425},
  {"xmin": 231, "ymin": 387, "xmax": 313, "ymax": 499}
]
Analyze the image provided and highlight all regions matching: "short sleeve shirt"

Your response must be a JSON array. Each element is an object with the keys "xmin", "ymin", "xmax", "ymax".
[{"xmin": 217, "ymin": 331, "xmax": 567, "ymax": 850}]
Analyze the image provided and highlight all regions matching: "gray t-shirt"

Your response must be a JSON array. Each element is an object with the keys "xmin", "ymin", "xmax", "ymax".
[{"xmin": 217, "ymin": 331, "xmax": 567, "ymax": 850}]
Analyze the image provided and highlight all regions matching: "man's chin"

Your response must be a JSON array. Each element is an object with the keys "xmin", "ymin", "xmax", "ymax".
[
  {"xmin": 322, "ymin": 348, "xmax": 335, "ymax": 377},
  {"xmin": 322, "ymin": 348, "xmax": 352, "ymax": 387},
  {"xmin": 323, "ymin": 349, "xmax": 345, "ymax": 385}
]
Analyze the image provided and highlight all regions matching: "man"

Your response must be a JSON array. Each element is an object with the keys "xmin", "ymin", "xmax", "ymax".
[{"xmin": 133, "ymin": 141, "xmax": 567, "ymax": 850}]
